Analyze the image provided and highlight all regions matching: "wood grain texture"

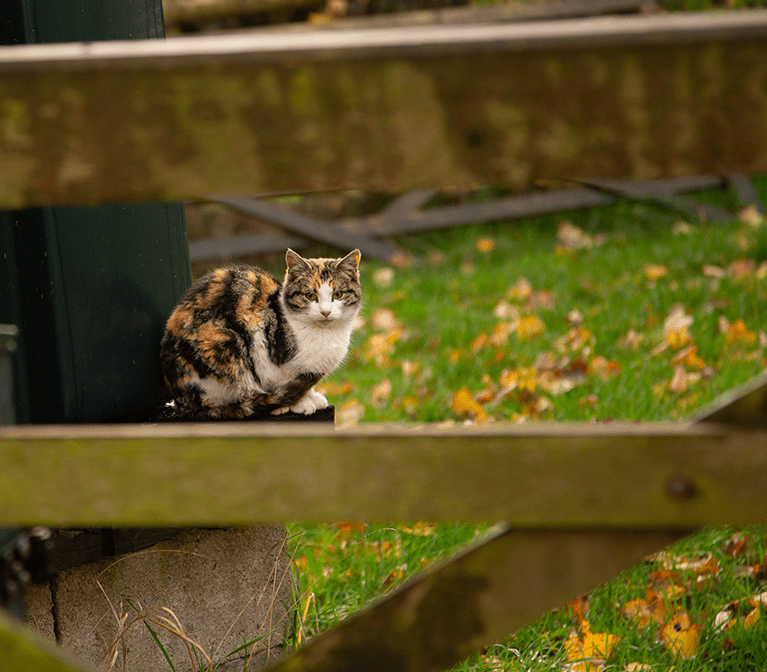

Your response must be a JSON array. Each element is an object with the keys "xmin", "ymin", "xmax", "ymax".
[
  {"xmin": 0, "ymin": 422, "xmax": 765, "ymax": 526},
  {"xmin": 0, "ymin": 12, "xmax": 765, "ymax": 207}
]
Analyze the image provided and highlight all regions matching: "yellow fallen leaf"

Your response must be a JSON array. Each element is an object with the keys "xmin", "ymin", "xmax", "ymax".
[
  {"xmin": 739, "ymin": 204, "xmax": 765, "ymax": 228},
  {"xmin": 558, "ymin": 221, "xmax": 594, "ymax": 250},
  {"xmin": 315, "ymin": 380, "xmax": 354, "ymax": 395},
  {"xmin": 363, "ymin": 328, "xmax": 403, "ymax": 365},
  {"xmin": 744, "ymin": 606, "xmax": 761, "ymax": 628},
  {"xmin": 565, "ymin": 621, "xmax": 621, "ymax": 671},
  {"xmin": 507, "ymin": 277, "xmax": 533, "ymax": 302},
  {"xmin": 670, "ymin": 344, "xmax": 706, "ymax": 371},
  {"xmin": 726, "ymin": 319, "xmax": 757, "ymax": 346},
  {"xmin": 728, "ymin": 258, "xmax": 756, "ymax": 282},
  {"xmin": 471, "ymin": 333, "xmax": 489, "ymax": 352},
  {"xmin": 661, "ymin": 612, "xmax": 700, "ymax": 659},
  {"xmin": 516, "ymin": 314, "xmax": 545, "ymax": 340},
  {"xmin": 475, "ymin": 237, "xmax": 495, "ymax": 253},
  {"xmin": 373, "ymin": 267, "xmax": 395, "ymax": 288},
  {"xmin": 643, "ymin": 263, "xmax": 668, "ymax": 281},
  {"xmin": 489, "ymin": 322, "xmax": 511, "ymax": 346},
  {"xmin": 451, "ymin": 388, "xmax": 487, "ymax": 421}
]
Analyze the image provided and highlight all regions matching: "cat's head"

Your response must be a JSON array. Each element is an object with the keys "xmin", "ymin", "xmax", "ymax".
[{"xmin": 282, "ymin": 249, "xmax": 362, "ymax": 326}]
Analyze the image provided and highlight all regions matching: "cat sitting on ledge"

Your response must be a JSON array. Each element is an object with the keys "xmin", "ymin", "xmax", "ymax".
[{"xmin": 157, "ymin": 249, "xmax": 361, "ymax": 421}]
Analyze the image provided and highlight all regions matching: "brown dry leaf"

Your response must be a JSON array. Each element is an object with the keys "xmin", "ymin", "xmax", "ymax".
[
  {"xmin": 643, "ymin": 263, "xmax": 668, "ymax": 281},
  {"xmin": 619, "ymin": 329, "xmax": 644, "ymax": 351},
  {"xmin": 624, "ymin": 664, "xmax": 653, "ymax": 672},
  {"xmin": 558, "ymin": 221, "xmax": 594, "ymax": 250},
  {"xmin": 661, "ymin": 612, "xmax": 701, "ymax": 659},
  {"xmin": 373, "ymin": 267, "xmax": 395, "ymax": 288},
  {"xmin": 670, "ymin": 344, "xmax": 706, "ymax": 371},
  {"xmin": 401, "ymin": 522, "xmax": 436, "ymax": 536},
  {"xmin": 499, "ymin": 367, "xmax": 538, "ymax": 393},
  {"xmin": 475, "ymin": 236, "xmax": 495, "ymax": 253},
  {"xmin": 371, "ymin": 307, "xmax": 400, "ymax": 331},
  {"xmin": 516, "ymin": 314, "xmax": 546, "ymax": 340},
  {"xmin": 336, "ymin": 399, "xmax": 365, "ymax": 427},
  {"xmin": 668, "ymin": 364, "xmax": 689, "ymax": 394},
  {"xmin": 451, "ymin": 388, "xmax": 487, "ymax": 421},
  {"xmin": 526, "ymin": 290, "xmax": 555, "ymax": 311},
  {"xmin": 723, "ymin": 532, "xmax": 749, "ymax": 558},
  {"xmin": 370, "ymin": 378, "xmax": 392, "ymax": 408},
  {"xmin": 400, "ymin": 360, "xmax": 420, "ymax": 379},
  {"xmin": 566, "ymin": 595, "xmax": 589, "ymax": 626},
  {"xmin": 739, "ymin": 204, "xmax": 765, "ymax": 227},
  {"xmin": 508, "ymin": 277, "xmax": 533, "ymax": 302},
  {"xmin": 493, "ymin": 301, "xmax": 520, "ymax": 320},
  {"xmin": 622, "ymin": 598, "xmax": 652, "ymax": 630},
  {"xmin": 702, "ymin": 264, "xmax": 725, "ymax": 279},
  {"xmin": 728, "ymin": 258, "xmax": 756, "ymax": 282},
  {"xmin": 590, "ymin": 356, "xmax": 620, "ymax": 381}
]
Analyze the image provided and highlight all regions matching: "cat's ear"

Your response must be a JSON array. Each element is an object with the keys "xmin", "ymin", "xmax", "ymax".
[
  {"xmin": 338, "ymin": 249, "xmax": 361, "ymax": 274},
  {"xmin": 286, "ymin": 249, "xmax": 310, "ymax": 273}
]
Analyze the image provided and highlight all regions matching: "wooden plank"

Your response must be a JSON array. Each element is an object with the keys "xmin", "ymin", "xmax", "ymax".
[
  {"xmin": 0, "ymin": 422, "xmax": 766, "ymax": 526},
  {"xmin": 727, "ymin": 173, "xmax": 765, "ymax": 213},
  {"xmin": 0, "ymin": 608, "xmax": 96, "ymax": 672},
  {"xmin": 0, "ymin": 12, "xmax": 765, "ymax": 207},
  {"xmin": 266, "ymin": 527, "xmax": 681, "ymax": 672}
]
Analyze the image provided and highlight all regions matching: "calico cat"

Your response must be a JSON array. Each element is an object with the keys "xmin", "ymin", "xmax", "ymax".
[{"xmin": 158, "ymin": 249, "xmax": 361, "ymax": 420}]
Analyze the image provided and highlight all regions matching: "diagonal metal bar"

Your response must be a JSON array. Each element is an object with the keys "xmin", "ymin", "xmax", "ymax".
[
  {"xmin": 573, "ymin": 177, "xmax": 734, "ymax": 222},
  {"xmin": 266, "ymin": 526, "xmax": 683, "ymax": 672},
  {"xmin": 212, "ymin": 197, "xmax": 403, "ymax": 262},
  {"xmin": 727, "ymin": 173, "xmax": 765, "ymax": 214}
]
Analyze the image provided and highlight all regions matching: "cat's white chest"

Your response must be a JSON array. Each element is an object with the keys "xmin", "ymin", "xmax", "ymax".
[{"xmin": 287, "ymin": 320, "xmax": 352, "ymax": 375}]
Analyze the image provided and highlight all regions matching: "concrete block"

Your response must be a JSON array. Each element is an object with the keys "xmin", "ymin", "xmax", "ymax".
[{"xmin": 26, "ymin": 527, "xmax": 294, "ymax": 671}]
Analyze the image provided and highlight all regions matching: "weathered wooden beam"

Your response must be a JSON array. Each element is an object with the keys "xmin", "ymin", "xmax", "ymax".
[
  {"xmin": 0, "ymin": 608, "xmax": 95, "ymax": 672},
  {"xmin": 0, "ymin": 422, "xmax": 765, "ymax": 526},
  {"xmin": 265, "ymin": 527, "xmax": 682, "ymax": 672},
  {"xmin": 0, "ymin": 11, "xmax": 765, "ymax": 207}
]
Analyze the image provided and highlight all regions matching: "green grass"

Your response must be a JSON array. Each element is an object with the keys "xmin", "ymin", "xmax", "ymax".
[{"xmin": 285, "ymin": 175, "xmax": 767, "ymax": 670}]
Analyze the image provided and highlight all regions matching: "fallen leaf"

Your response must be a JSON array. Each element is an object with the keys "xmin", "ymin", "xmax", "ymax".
[
  {"xmin": 702, "ymin": 264, "xmax": 725, "ymax": 279},
  {"xmin": 451, "ymin": 388, "xmax": 487, "ymax": 421},
  {"xmin": 400, "ymin": 361, "xmax": 420, "ymax": 379},
  {"xmin": 739, "ymin": 204, "xmax": 765, "ymax": 227},
  {"xmin": 668, "ymin": 364, "xmax": 689, "ymax": 394},
  {"xmin": 726, "ymin": 319, "xmax": 757, "ymax": 346},
  {"xmin": 475, "ymin": 237, "xmax": 495, "ymax": 253},
  {"xmin": 664, "ymin": 305, "xmax": 693, "ymax": 349},
  {"xmin": 566, "ymin": 309, "xmax": 584, "ymax": 325},
  {"xmin": 622, "ymin": 599, "xmax": 652, "ymax": 630},
  {"xmin": 728, "ymin": 258, "xmax": 756, "ymax": 281},
  {"xmin": 471, "ymin": 332, "xmax": 489, "ymax": 352},
  {"xmin": 670, "ymin": 344, "xmax": 706, "ymax": 371},
  {"xmin": 493, "ymin": 301, "xmax": 520, "ymax": 320},
  {"xmin": 507, "ymin": 277, "xmax": 533, "ymax": 302},
  {"xmin": 661, "ymin": 612, "xmax": 701, "ymax": 659},
  {"xmin": 590, "ymin": 356, "xmax": 620, "ymax": 381},
  {"xmin": 316, "ymin": 380, "xmax": 354, "ymax": 395},
  {"xmin": 672, "ymin": 221, "xmax": 693, "ymax": 235},
  {"xmin": 373, "ymin": 267, "xmax": 395, "ymax": 288},
  {"xmin": 565, "ymin": 621, "xmax": 621, "ymax": 671},
  {"xmin": 337, "ymin": 399, "xmax": 365, "ymax": 427},
  {"xmin": 619, "ymin": 329, "xmax": 644, "ymax": 351},
  {"xmin": 516, "ymin": 314, "xmax": 546, "ymax": 340},
  {"xmin": 643, "ymin": 264, "xmax": 668, "ymax": 281},
  {"xmin": 371, "ymin": 307, "xmax": 400, "ymax": 331},
  {"xmin": 363, "ymin": 329, "xmax": 403, "ymax": 365},
  {"xmin": 370, "ymin": 378, "xmax": 392, "ymax": 408},
  {"xmin": 558, "ymin": 221, "xmax": 594, "ymax": 250},
  {"xmin": 483, "ymin": 323, "xmax": 508, "ymax": 347}
]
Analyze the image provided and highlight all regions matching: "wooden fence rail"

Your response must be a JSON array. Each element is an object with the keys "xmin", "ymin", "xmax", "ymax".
[{"xmin": 0, "ymin": 10, "xmax": 766, "ymax": 208}]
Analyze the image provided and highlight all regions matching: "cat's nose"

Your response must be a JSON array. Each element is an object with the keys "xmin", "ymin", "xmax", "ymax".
[{"xmin": 321, "ymin": 309, "xmax": 331, "ymax": 317}]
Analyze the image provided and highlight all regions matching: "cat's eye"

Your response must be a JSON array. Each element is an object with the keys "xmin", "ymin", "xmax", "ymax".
[
  {"xmin": 304, "ymin": 290, "xmax": 317, "ymax": 301},
  {"xmin": 333, "ymin": 290, "xmax": 344, "ymax": 299}
]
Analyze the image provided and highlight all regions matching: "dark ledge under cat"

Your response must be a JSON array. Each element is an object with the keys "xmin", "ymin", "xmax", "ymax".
[{"xmin": 154, "ymin": 248, "xmax": 361, "ymax": 422}]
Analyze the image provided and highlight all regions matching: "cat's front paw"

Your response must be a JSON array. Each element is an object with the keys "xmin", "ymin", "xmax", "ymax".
[
  {"xmin": 270, "ymin": 406, "xmax": 291, "ymax": 415},
  {"xmin": 290, "ymin": 389, "xmax": 329, "ymax": 415}
]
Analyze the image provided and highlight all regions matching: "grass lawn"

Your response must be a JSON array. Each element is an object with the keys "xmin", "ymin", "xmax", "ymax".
[{"xmin": 282, "ymin": 175, "xmax": 767, "ymax": 670}]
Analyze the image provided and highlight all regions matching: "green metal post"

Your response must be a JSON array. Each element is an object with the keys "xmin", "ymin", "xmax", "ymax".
[{"xmin": 0, "ymin": 1, "xmax": 192, "ymax": 423}]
